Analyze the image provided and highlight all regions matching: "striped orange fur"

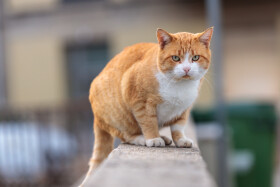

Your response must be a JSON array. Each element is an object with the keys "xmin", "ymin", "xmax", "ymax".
[{"xmin": 79, "ymin": 27, "xmax": 213, "ymax": 186}]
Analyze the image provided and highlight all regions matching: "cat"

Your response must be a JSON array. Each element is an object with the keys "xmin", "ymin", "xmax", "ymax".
[{"xmin": 79, "ymin": 27, "xmax": 213, "ymax": 186}]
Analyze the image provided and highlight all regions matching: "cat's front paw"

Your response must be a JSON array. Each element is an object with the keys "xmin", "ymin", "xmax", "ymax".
[
  {"xmin": 146, "ymin": 137, "xmax": 165, "ymax": 147},
  {"xmin": 174, "ymin": 137, "xmax": 193, "ymax": 148}
]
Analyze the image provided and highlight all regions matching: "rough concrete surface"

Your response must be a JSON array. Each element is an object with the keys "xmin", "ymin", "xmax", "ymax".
[{"xmin": 83, "ymin": 122, "xmax": 216, "ymax": 187}]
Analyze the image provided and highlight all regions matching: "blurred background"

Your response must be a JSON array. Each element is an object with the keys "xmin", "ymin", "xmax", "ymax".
[{"xmin": 0, "ymin": 0, "xmax": 279, "ymax": 187}]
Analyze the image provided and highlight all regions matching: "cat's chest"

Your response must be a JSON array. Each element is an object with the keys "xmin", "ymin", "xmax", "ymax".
[{"xmin": 156, "ymin": 73, "xmax": 199, "ymax": 126}]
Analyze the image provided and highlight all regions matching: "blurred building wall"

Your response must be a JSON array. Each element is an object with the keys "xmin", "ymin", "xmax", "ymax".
[
  {"xmin": 6, "ymin": 36, "xmax": 67, "ymax": 108},
  {"xmin": 4, "ymin": 1, "xmax": 215, "ymax": 109},
  {"xmin": 223, "ymin": 3, "xmax": 280, "ymax": 104},
  {"xmin": 2, "ymin": 1, "xmax": 280, "ymax": 110},
  {"xmin": 5, "ymin": 0, "xmax": 59, "ymax": 15}
]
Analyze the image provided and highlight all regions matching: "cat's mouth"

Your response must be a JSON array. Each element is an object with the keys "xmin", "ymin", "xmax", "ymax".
[
  {"xmin": 182, "ymin": 74, "xmax": 191, "ymax": 79},
  {"xmin": 174, "ymin": 74, "xmax": 192, "ymax": 81}
]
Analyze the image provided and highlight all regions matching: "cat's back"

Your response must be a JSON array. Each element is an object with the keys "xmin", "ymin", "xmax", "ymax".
[
  {"xmin": 104, "ymin": 42, "xmax": 157, "ymax": 71},
  {"xmin": 89, "ymin": 42, "xmax": 157, "ymax": 105},
  {"xmin": 91, "ymin": 42, "xmax": 156, "ymax": 90}
]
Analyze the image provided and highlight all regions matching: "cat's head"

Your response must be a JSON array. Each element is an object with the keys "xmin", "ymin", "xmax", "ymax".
[{"xmin": 156, "ymin": 28, "xmax": 213, "ymax": 81}]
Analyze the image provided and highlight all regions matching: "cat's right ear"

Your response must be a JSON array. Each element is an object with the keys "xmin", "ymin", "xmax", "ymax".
[
  {"xmin": 198, "ymin": 27, "xmax": 213, "ymax": 48},
  {"xmin": 157, "ymin": 28, "xmax": 173, "ymax": 49}
]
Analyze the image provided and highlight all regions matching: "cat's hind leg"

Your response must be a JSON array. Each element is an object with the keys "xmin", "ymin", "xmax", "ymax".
[
  {"xmin": 160, "ymin": 135, "xmax": 172, "ymax": 145},
  {"xmin": 128, "ymin": 134, "xmax": 146, "ymax": 146}
]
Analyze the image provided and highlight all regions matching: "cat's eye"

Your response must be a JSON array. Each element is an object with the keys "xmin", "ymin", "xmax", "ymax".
[
  {"xmin": 192, "ymin": 55, "xmax": 200, "ymax": 61},
  {"xmin": 172, "ymin": 56, "xmax": 180, "ymax": 62}
]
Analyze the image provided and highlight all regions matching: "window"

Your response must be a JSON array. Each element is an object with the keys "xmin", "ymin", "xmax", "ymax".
[{"xmin": 66, "ymin": 42, "xmax": 108, "ymax": 99}]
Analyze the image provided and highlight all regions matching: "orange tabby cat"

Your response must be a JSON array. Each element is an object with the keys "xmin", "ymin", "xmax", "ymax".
[{"xmin": 80, "ymin": 27, "xmax": 213, "ymax": 186}]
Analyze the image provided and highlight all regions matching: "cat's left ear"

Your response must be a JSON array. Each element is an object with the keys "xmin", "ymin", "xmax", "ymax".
[
  {"xmin": 199, "ymin": 27, "xmax": 214, "ymax": 47},
  {"xmin": 157, "ymin": 28, "xmax": 173, "ymax": 49}
]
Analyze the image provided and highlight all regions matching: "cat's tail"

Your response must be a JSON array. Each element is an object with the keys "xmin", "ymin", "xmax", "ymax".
[{"xmin": 79, "ymin": 119, "xmax": 114, "ymax": 187}]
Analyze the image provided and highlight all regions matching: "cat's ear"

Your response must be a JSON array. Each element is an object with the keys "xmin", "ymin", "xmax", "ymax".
[
  {"xmin": 199, "ymin": 27, "xmax": 214, "ymax": 47},
  {"xmin": 157, "ymin": 28, "xmax": 173, "ymax": 49}
]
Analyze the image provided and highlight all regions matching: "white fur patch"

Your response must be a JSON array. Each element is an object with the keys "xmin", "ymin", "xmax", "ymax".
[
  {"xmin": 146, "ymin": 137, "xmax": 165, "ymax": 147},
  {"xmin": 156, "ymin": 72, "xmax": 200, "ymax": 127},
  {"xmin": 171, "ymin": 124, "xmax": 186, "ymax": 133}
]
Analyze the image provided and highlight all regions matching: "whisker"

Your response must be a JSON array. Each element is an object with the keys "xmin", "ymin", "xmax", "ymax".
[{"xmin": 202, "ymin": 75, "xmax": 213, "ymax": 94}]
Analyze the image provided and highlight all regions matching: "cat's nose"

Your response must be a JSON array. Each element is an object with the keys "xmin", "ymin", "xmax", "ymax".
[{"xmin": 183, "ymin": 67, "xmax": 191, "ymax": 74}]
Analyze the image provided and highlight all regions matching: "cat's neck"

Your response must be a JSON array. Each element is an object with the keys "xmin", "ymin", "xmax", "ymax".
[{"xmin": 155, "ymin": 71, "xmax": 200, "ymax": 126}]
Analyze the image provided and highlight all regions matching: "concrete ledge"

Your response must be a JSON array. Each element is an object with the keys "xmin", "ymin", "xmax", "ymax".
[{"xmin": 83, "ymin": 123, "xmax": 216, "ymax": 187}]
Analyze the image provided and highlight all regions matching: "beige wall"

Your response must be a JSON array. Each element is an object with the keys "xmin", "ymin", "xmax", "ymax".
[
  {"xmin": 7, "ymin": 3, "xmax": 280, "ymax": 109},
  {"xmin": 222, "ymin": 3, "xmax": 280, "ymax": 105},
  {"xmin": 224, "ymin": 26, "xmax": 279, "ymax": 103},
  {"xmin": 5, "ymin": 3, "xmax": 215, "ymax": 109},
  {"xmin": 5, "ymin": 0, "xmax": 59, "ymax": 14},
  {"xmin": 6, "ymin": 3, "xmax": 280, "ymax": 110},
  {"xmin": 6, "ymin": 36, "xmax": 68, "ymax": 108}
]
